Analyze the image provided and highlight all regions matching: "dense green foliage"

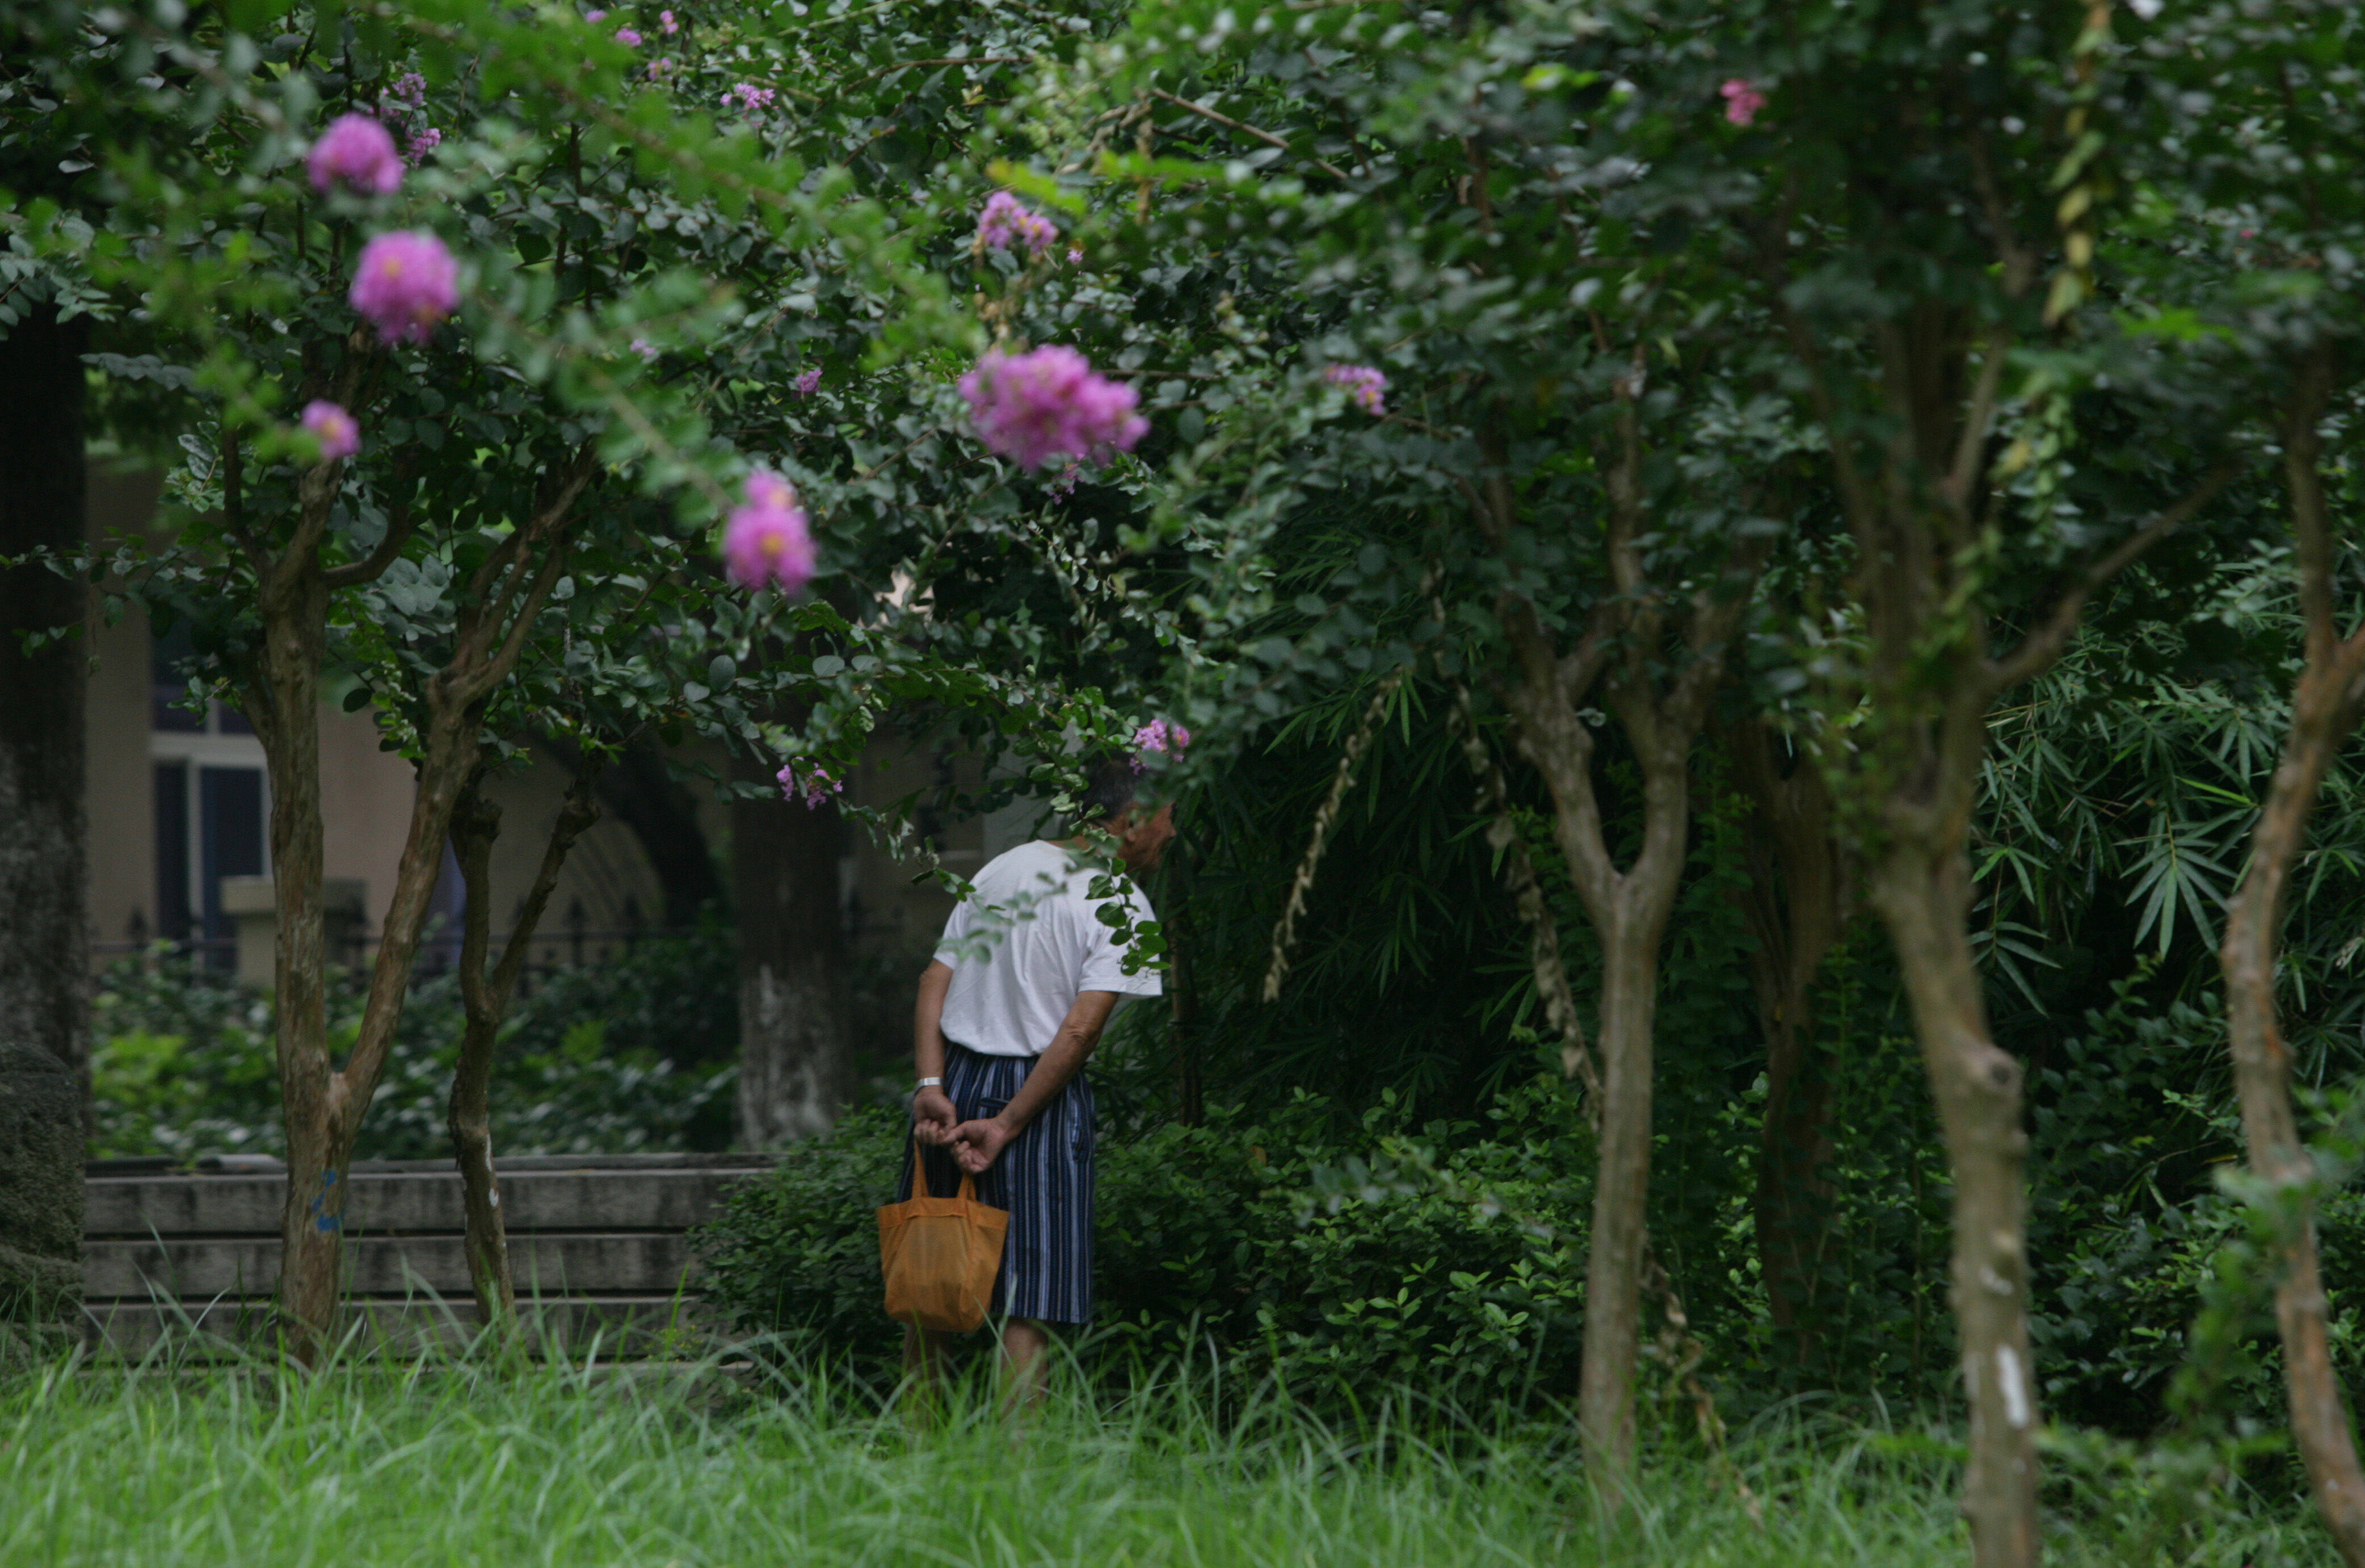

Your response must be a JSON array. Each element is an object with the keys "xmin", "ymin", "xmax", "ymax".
[
  {"xmin": 89, "ymin": 941, "xmax": 736, "ymax": 1161},
  {"xmin": 16, "ymin": 0, "xmax": 2365, "ymax": 1549},
  {"xmin": 701, "ymin": 1081, "xmax": 1598, "ymax": 1412}
]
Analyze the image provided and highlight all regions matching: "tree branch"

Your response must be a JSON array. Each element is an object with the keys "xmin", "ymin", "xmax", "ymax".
[
  {"xmin": 322, "ymin": 457, "xmax": 419, "ymax": 589},
  {"xmin": 1982, "ymin": 464, "xmax": 2234, "ymax": 694},
  {"xmin": 1148, "ymin": 87, "xmax": 1349, "ymax": 180}
]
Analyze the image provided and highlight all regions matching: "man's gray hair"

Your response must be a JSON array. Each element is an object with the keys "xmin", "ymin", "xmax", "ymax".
[{"xmin": 1071, "ymin": 755, "xmax": 1140, "ymax": 829}]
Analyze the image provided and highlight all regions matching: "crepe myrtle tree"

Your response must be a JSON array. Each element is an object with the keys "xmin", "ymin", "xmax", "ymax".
[
  {"xmin": 948, "ymin": 0, "xmax": 1811, "ymax": 1490},
  {"xmin": 1697, "ymin": 5, "xmax": 2256, "ymax": 1560},
  {"xmin": 13, "ymin": 0, "xmax": 1001, "ymax": 1356},
  {"xmin": 2115, "ymin": 3, "xmax": 2365, "ymax": 1559}
]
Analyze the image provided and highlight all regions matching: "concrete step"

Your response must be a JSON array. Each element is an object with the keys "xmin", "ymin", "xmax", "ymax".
[
  {"xmin": 87, "ymin": 1231, "xmax": 695, "ymax": 1299},
  {"xmin": 86, "ymin": 1165, "xmax": 759, "ymax": 1238},
  {"xmin": 81, "ymin": 1154, "xmax": 772, "ymax": 1359},
  {"xmin": 83, "ymin": 1293, "xmax": 700, "ymax": 1358}
]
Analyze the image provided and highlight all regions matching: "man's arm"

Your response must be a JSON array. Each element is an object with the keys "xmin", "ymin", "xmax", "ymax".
[
  {"xmin": 912, "ymin": 960, "xmax": 957, "ymax": 1145},
  {"xmin": 949, "ymin": 989, "xmax": 1121, "ymax": 1174}
]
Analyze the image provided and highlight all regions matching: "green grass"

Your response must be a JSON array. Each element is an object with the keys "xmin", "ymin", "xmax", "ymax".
[{"xmin": 0, "ymin": 1342, "xmax": 2336, "ymax": 1567}]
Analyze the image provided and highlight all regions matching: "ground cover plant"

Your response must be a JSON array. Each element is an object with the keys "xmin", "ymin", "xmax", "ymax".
[{"xmin": 0, "ymin": 1351, "xmax": 2339, "ymax": 1568}]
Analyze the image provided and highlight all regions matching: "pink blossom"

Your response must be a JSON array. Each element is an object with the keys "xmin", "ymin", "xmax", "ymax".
[
  {"xmin": 958, "ymin": 346, "xmax": 1147, "ymax": 470},
  {"xmin": 976, "ymin": 191, "xmax": 1057, "ymax": 257},
  {"xmin": 404, "ymin": 127, "xmax": 441, "ymax": 167},
  {"xmin": 722, "ymin": 469, "xmax": 815, "ymax": 593},
  {"xmin": 389, "ymin": 71, "xmax": 427, "ymax": 105},
  {"xmin": 791, "ymin": 365, "xmax": 822, "ymax": 396},
  {"xmin": 307, "ymin": 113, "xmax": 403, "ymax": 196},
  {"xmin": 1720, "ymin": 78, "xmax": 1766, "ymax": 127},
  {"xmin": 1047, "ymin": 461, "xmax": 1081, "ymax": 500},
  {"xmin": 1131, "ymin": 719, "xmax": 1190, "ymax": 772},
  {"xmin": 725, "ymin": 81, "xmax": 777, "ymax": 111},
  {"xmin": 615, "ymin": 26, "xmax": 643, "ymax": 44},
  {"xmin": 584, "ymin": 7, "xmax": 606, "ymax": 18},
  {"xmin": 349, "ymin": 230, "xmax": 460, "ymax": 344},
  {"xmin": 300, "ymin": 401, "xmax": 360, "ymax": 461},
  {"xmin": 1066, "ymin": 246, "xmax": 1084, "ymax": 264},
  {"xmin": 630, "ymin": 338, "xmax": 659, "ymax": 361},
  {"xmin": 1321, "ymin": 363, "xmax": 1387, "ymax": 416},
  {"xmin": 776, "ymin": 760, "xmax": 842, "ymax": 809},
  {"xmin": 659, "ymin": 8, "xmax": 677, "ymax": 31}
]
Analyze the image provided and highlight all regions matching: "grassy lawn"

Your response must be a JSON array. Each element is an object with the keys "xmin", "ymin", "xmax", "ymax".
[{"xmin": 0, "ymin": 1349, "xmax": 2333, "ymax": 1567}]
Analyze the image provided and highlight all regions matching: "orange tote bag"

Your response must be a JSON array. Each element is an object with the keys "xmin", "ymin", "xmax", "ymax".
[{"xmin": 877, "ymin": 1135, "xmax": 1008, "ymax": 1333}]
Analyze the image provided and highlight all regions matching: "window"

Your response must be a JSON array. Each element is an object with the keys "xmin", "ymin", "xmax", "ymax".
[{"xmin": 150, "ymin": 624, "xmax": 267, "ymax": 959}]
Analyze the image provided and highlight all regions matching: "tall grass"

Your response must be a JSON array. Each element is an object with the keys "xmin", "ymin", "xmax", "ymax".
[{"xmin": 0, "ymin": 1337, "xmax": 2333, "ymax": 1567}]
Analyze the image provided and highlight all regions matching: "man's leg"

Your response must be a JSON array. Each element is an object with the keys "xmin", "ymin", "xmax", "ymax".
[
  {"xmin": 902, "ymin": 1325, "xmax": 954, "ymax": 1419},
  {"xmin": 1000, "ymin": 1317, "xmax": 1054, "ymax": 1413}
]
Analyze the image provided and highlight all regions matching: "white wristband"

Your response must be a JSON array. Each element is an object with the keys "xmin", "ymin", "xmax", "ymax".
[{"xmin": 916, "ymin": 1077, "xmax": 942, "ymax": 1089}]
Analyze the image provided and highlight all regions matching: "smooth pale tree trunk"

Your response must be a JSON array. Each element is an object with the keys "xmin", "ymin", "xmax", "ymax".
[
  {"xmin": 733, "ymin": 750, "xmax": 853, "ymax": 1146},
  {"xmin": 1721, "ymin": 716, "xmax": 1846, "ymax": 1353},
  {"xmin": 1867, "ymin": 832, "xmax": 2038, "ymax": 1563},
  {"xmin": 2216, "ymin": 353, "xmax": 2365, "ymax": 1567},
  {"xmin": 1509, "ymin": 664, "xmax": 1707, "ymax": 1485},
  {"xmin": 447, "ymin": 766, "xmax": 602, "ymax": 1335},
  {"xmin": 1486, "ymin": 396, "xmax": 1763, "ymax": 1486},
  {"xmin": 0, "ymin": 305, "xmax": 90, "ymax": 1337}
]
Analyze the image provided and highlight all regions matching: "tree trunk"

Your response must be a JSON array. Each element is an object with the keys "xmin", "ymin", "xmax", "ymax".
[
  {"xmin": 2216, "ymin": 355, "xmax": 2365, "ymax": 1567},
  {"xmin": 733, "ymin": 752, "xmax": 853, "ymax": 1146},
  {"xmin": 1869, "ymin": 836, "xmax": 2038, "ymax": 1568},
  {"xmin": 0, "ymin": 303, "xmax": 92, "ymax": 1354},
  {"xmin": 250, "ymin": 435, "xmax": 594, "ymax": 1359},
  {"xmin": 1511, "ymin": 656, "xmax": 1718, "ymax": 1490},
  {"xmin": 0, "ymin": 304, "xmax": 92, "ymax": 1095},
  {"xmin": 447, "ymin": 783, "xmax": 517, "ymax": 1336},
  {"xmin": 1722, "ymin": 716, "xmax": 1846, "ymax": 1352},
  {"xmin": 251, "ymin": 466, "xmax": 342, "ymax": 1360},
  {"xmin": 447, "ymin": 765, "xmax": 603, "ymax": 1337},
  {"xmin": 1579, "ymin": 896, "xmax": 1671, "ymax": 1478}
]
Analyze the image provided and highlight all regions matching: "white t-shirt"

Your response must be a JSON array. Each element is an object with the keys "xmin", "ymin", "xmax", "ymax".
[{"xmin": 935, "ymin": 839, "xmax": 1163, "ymax": 1057}]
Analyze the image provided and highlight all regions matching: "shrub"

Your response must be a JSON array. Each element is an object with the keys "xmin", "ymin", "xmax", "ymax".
[
  {"xmin": 694, "ymin": 1073, "xmax": 1595, "ymax": 1413},
  {"xmin": 89, "ymin": 944, "xmax": 736, "ymax": 1162}
]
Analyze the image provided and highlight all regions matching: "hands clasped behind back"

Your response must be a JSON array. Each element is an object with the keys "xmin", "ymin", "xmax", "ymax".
[{"xmin": 911, "ymin": 1088, "xmax": 1015, "ymax": 1177}]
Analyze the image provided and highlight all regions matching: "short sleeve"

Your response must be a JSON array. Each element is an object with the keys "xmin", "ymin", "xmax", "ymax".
[
  {"xmin": 933, "ymin": 896, "xmax": 977, "ymax": 968},
  {"xmin": 1075, "ymin": 880, "xmax": 1164, "ymax": 997}
]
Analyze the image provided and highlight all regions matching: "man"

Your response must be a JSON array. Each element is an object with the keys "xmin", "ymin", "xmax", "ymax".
[{"xmin": 900, "ymin": 757, "xmax": 1174, "ymax": 1399}]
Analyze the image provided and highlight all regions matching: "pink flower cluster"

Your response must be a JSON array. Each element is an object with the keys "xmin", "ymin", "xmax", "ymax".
[
  {"xmin": 791, "ymin": 365, "xmax": 822, "ymax": 396},
  {"xmin": 722, "ymin": 469, "xmax": 816, "ymax": 593},
  {"xmin": 630, "ymin": 337, "xmax": 659, "ymax": 362},
  {"xmin": 389, "ymin": 71, "xmax": 427, "ymax": 105},
  {"xmin": 615, "ymin": 26, "xmax": 643, "ymax": 44},
  {"xmin": 349, "ymin": 230, "xmax": 460, "ymax": 344},
  {"xmin": 1720, "ymin": 78, "xmax": 1766, "ymax": 127},
  {"xmin": 308, "ymin": 114, "xmax": 403, "ymax": 196},
  {"xmin": 725, "ymin": 82, "xmax": 777, "ymax": 112},
  {"xmin": 301, "ymin": 401, "xmax": 360, "ymax": 462},
  {"xmin": 976, "ymin": 191, "xmax": 1057, "ymax": 258},
  {"xmin": 659, "ymin": 9, "xmax": 678, "ymax": 32},
  {"xmin": 405, "ymin": 127, "xmax": 441, "ymax": 167},
  {"xmin": 1322, "ymin": 363, "xmax": 1387, "ymax": 416},
  {"xmin": 1133, "ymin": 719, "xmax": 1190, "ymax": 757},
  {"xmin": 776, "ymin": 760, "xmax": 842, "ymax": 810},
  {"xmin": 958, "ymin": 347, "xmax": 1146, "ymax": 470}
]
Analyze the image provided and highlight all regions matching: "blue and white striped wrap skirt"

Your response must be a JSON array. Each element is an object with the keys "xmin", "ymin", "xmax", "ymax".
[{"xmin": 897, "ymin": 1042, "xmax": 1097, "ymax": 1326}]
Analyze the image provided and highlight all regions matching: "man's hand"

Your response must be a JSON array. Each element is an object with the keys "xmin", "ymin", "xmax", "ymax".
[
  {"xmin": 949, "ymin": 1116, "xmax": 1016, "ymax": 1174},
  {"xmin": 912, "ymin": 1088, "xmax": 959, "ymax": 1146}
]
